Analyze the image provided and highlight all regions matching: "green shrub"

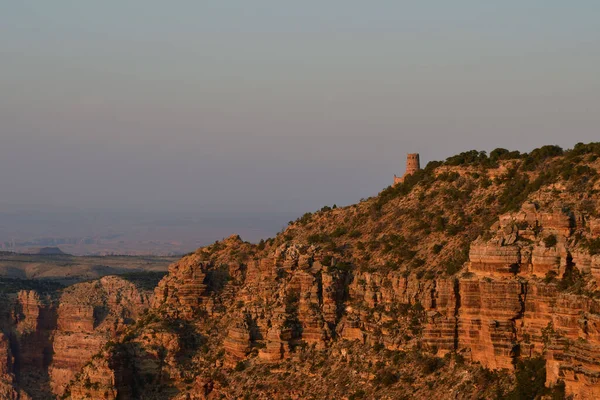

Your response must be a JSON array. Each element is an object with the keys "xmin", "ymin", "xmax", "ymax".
[
  {"xmin": 434, "ymin": 216, "xmax": 448, "ymax": 232},
  {"xmin": 330, "ymin": 227, "xmax": 348, "ymax": 238},
  {"xmin": 544, "ymin": 234, "xmax": 558, "ymax": 248},
  {"xmin": 424, "ymin": 270, "xmax": 436, "ymax": 280},
  {"xmin": 307, "ymin": 234, "xmax": 328, "ymax": 244},
  {"xmin": 544, "ymin": 270, "xmax": 558, "ymax": 283},
  {"xmin": 521, "ymin": 145, "xmax": 564, "ymax": 171},
  {"xmin": 568, "ymin": 142, "xmax": 600, "ymax": 158},
  {"xmin": 373, "ymin": 342, "xmax": 385, "ymax": 352},
  {"xmin": 557, "ymin": 266, "xmax": 585, "ymax": 293},
  {"xmin": 422, "ymin": 356, "xmax": 445, "ymax": 375},
  {"xmin": 374, "ymin": 369, "xmax": 399, "ymax": 386},
  {"xmin": 445, "ymin": 150, "xmax": 489, "ymax": 166},
  {"xmin": 581, "ymin": 237, "xmax": 600, "ymax": 255},
  {"xmin": 234, "ymin": 361, "xmax": 246, "ymax": 372},
  {"xmin": 330, "ymin": 261, "xmax": 353, "ymax": 272},
  {"xmin": 284, "ymin": 292, "xmax": 299, "ymax": 314},
  {"xmin": 549, "ymin": 380, "xmax": 566, "ymax": 400},
  {"xmin": 509, "ymin": 263, "xmax": 520, "ymax": 275},
  {"xmin": 432, "ymin": 243, "xmax": 445, "ymax": 254},
  {"xmin": 349, "ymin": 389, "xmax": 366, "ymax": 400},
  {"xmin": 480, "ymin": 177, "xmax": 493, "ymax": 188},
  {"xmin": 296, "ymin": 212, "xmax": 313, "ymax": 225},
  {"xmin": 348, "ymin": 230, "xmax": 362, "ymax": 238},
  {"xmin": 507, "ymin": 357, "xmax": 548, "ymax": 399},
  {"xmin": 445, "ymin": 251, "xmax": 467, "ymax": 275},
  {"xmin": 438, "ymin": 171, "xmax": 461, "ymax": 182},
  {"xmin": 446, "ymin": 224, "xmax": 464, "ymax": 235},
  {"xmin": 490, "ymin": 148, "xmax": 521, "ymax": 161},
  {"xmin": 424, "ymin": 160, "xmax": 443, "ymax": 172},
  {"xmin": 383, "ymin": 260, "xmax": 401, "ymax": 271},
  {"xmin": 321, "ymin": 255, "xmax": 333, "ymax": 266},
  {"xmin": 373, "ymin": 168, "xmax": 436, "ymax": 213}
]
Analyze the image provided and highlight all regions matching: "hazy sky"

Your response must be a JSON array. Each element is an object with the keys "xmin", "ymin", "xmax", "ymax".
[{"xmin": 2, "ymin": 1, "xmax": 599, "ymax": 215}]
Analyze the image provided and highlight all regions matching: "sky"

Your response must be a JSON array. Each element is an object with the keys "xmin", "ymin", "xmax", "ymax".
[{"xmin": 1, "ymin": 1, "xmax": 600, "ymax": 216}]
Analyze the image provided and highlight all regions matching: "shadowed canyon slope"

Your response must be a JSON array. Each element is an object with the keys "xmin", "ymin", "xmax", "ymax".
[
  {"xmin": 0, "ymin": 273, "xmax": 159, "ymax": 399},
  {"xmin": 4, "ymin": 143, "xmax": 600, "ymax": 399}
]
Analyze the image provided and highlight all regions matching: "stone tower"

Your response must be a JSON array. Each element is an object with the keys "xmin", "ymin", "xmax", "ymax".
[
  {"xmin": 406, "ymin": 153, "xmax": 420, "ymax": 175},
  {"xmin": 394, "ymin": 153, "xmax": 421, "ymax": 186}
]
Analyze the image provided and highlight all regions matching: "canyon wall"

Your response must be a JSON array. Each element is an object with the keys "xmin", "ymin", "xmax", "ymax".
[
  {"xmin": 3, "ymin": 147, "xmax": 600, "ymax": 399},
  {"xmin": 141, "ymin": 205, "xmax": 600, "ymax": 398},
  {"xmin": 6, "ymin": 204, "xmax": 600, "ymax": 398},
  {"xmin": 0, "ymin": 276, "xmax": 153, "ymax": 399}
]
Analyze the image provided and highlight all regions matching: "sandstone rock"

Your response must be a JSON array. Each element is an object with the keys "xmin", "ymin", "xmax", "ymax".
[
  {"xmin": 259, "ymin": 325, "xmax": 292, "ymax": 362},
  {"xmin": 457, "ymin": 278, "xmax": 524, "ymax": 369},
  {"xmin": 469, "ymin": 244, "xmax": 520, "ymax": 276},
  {"xmin": 531, "ymin": 245, "xmax": 563, "ymax": 276},
  {"xmin": 223, "ymin": 320, "xmax": 252, "ymax": 365},
  {"xmin": 590, "ymin": 218, "xmax": 600, "ymax": 237},
  {"xmin": 67, "ymin": 351, "xmax": 118, "ymax": 400},
  {"xmin": 540, "ymin": 210, "xmax": 573, "ymax": 237},
  {"xmin": 153, "ymin": 254, "xmax": 208, "ymax": 319},
  {"xmin": 34, "ymin": 195, "xmax": 600, "ymax": 398}
]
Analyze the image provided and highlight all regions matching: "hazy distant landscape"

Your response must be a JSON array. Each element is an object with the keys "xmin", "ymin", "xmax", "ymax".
[
  {"xmin": 0, "ymin": 207, "xmax": 296, "ymax": 256},
  {"xmin": 2, "ymin": 2, "xmax": 600, "ymax": 399},
  {"xmin": 0, "ymin": 252, "xmax": 175, "ymax": 286}
]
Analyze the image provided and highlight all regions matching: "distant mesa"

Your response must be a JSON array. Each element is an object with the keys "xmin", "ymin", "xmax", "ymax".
[
  {"xmin": 37, "ymin": 247, "xmax": 68, "ymax": 256},
  {"xmin": 393, "ymin": 153, "xmax": 421, "ymax": 186}
]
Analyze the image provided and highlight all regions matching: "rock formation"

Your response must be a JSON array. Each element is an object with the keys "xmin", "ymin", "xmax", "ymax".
[
  {"xmin": 0, "ymin": 275, "xmax": 154, "ymax": 399},
  {"xmin": 6, "ymin": 143, "xmax": 600, "ymax": 399}
]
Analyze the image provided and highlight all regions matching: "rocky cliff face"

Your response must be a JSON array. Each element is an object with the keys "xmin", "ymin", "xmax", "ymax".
[
  {"xmin": 0, "ymin": 332, "xmax": 30, "ymax": 399},
  {"xmin": 49, "ymin": 276, "xmax": 153, "ymax": 396},
  {"xmin": 0, "ymin": 275, "xmax": 154, "ymax": 399},
  {"xmin": 7, "ymin": 143, "xmax": 600, "ymax": 399},
  {"xmin": 65, "ymin": 144, "xmax": 600, "ymax": 399}
]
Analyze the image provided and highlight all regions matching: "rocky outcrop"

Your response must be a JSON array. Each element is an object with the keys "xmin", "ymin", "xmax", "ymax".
[
  {"xmin": 49, "ymin": 276, "xmax": 153, "ymax": 396},
  {"xmin": 0, "ymin": 332, "xmax": 29, "ymax": 400},
  {"xmin": 0, "ymin": 276, "xmax": 154, "ymax": 399},
  {"xmin": 457, "ymin": 278, "xmax": 525, "ymax": 369},
  {"xmin": 589, "ymin": 218, "xmax": 600, "ymax": 237},
  {"xmin": 152, "ymin": 255, "xmax": 209, "ymax": 319},
  {"xmin": 7, "ymin": 145, "xmax": 600, "ymax": 400},
  {"xmin": 422, "ymin": 279, "xmax": 459, "ymax": 355},
  {"xmin": 259, "ymin": 324, "xmax": 293, "ymax": 362},
  {"xmin": 71, "ymin": 203, "xmax": 600, "ymax": 398},
  {"xmin": 531, "ymin": 245, "xmax": 565, "ymax": 275},
  {"xmin": 66, "ymin": 349, "xmax": 118, "ymax": 400},
  {"xmin": 458, "ymin": 205, "xmax": 600, "ymax": 397},
  {"xmin": 223, "ymin": 319, "xmax": 252, "ymax": 365},
  {"xmin": 469, "ymin": 244, "xmax": 521, "ymax": 276}
]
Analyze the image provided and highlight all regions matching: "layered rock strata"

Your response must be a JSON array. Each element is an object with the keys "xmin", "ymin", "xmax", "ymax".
[{"xmin": 0, "ymin": 276, "xmax": 153, "ymax": 399}]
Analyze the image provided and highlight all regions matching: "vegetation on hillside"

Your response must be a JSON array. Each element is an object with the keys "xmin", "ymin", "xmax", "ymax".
[
  {"xmin": 64, "ymin": 142, "xmax": 600, "ymax": 399},
  {"xmin": 271, "ymin": 143, "xmax": 600, "ymax": 280}
]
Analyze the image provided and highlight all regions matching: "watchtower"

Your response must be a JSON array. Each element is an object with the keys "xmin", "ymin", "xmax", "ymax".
[
  {"xmin": 406, "ymin": 153, "xmax": 420, "ymax": 175},
  {"xmin": 394, "ymin": 153, "xmax": 421, "ymax": 186}
]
